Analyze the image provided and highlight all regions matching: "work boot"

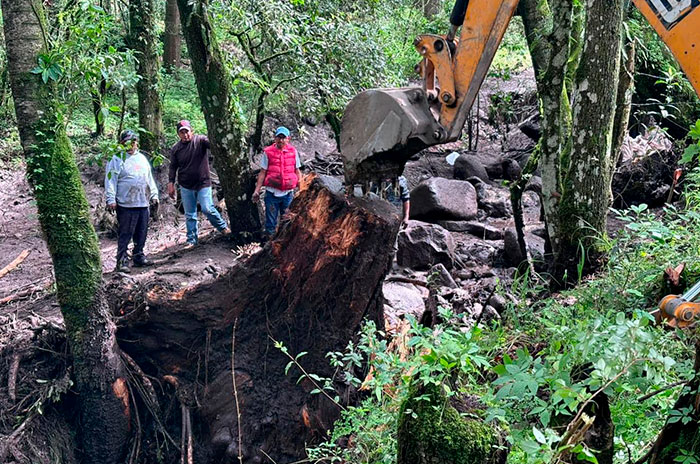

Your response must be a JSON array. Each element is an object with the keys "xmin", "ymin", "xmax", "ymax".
[
  {"xmin": 133, "ymin": 256, "xmax": 153, "ymax": 267},
  {"xmin": 115, "ymin": 258, "xmax": 131, "ymax": 273}
]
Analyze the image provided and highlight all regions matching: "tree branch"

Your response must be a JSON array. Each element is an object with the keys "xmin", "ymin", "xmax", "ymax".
[{"xmin": 271, "ymin": 75, "xmax": 302, "ymax": 93}]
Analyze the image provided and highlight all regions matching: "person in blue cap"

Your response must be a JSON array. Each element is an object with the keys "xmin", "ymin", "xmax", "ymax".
[{"xmin": 252, "ymin": 126, "xmax": 302, "ymax": 238}]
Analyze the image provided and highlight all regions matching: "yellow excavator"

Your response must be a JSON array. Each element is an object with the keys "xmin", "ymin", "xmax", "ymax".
[{"xmin": 339, "ymin": 0, "xmax": 700, "ymax": 326}]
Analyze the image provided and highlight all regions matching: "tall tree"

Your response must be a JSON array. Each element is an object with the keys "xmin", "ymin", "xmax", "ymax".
[
  {"xmin": 1, "ymin": 1, "xmax": 130, "ymax": 462},
  {"xmin": 163, "ymin": 0, "xmax": 181, "ymax": 70},
  {"xmin": 129, "ymin": 0, "xmax": 163, "ymax": 155},
  {"xmin": 519, "ymin": 0, "xmax": 625, "ymax": 286},
  {"xmin": 177, "ymin": 0, "xmax": 261, "ymax": 240}
]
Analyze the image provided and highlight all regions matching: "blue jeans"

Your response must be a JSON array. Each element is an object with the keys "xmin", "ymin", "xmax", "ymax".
[
  {"xmin": 180, "ymin": 186, "xmax": 228, "ymax": 244},
  {"xmin": 264, "ymin": 191, "xmax": 294, "ymax": 236}
]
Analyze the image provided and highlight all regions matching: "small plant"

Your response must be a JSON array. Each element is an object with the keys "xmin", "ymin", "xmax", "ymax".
[{"xmin": 680, "ymin": 119, "xmax": 700, "ymax": 165}]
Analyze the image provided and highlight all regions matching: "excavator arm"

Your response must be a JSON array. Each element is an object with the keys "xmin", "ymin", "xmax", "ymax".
[{"xmin": 340, "ymin": 0, "xmax": 700, "ymax": 186}]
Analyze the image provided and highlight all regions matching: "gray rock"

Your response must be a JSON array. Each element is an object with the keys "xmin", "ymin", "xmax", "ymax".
[
  {"xmin": 437, "ymin": 220, "xmax": 504, "ymax": 240},
  {"xmin": 488, "ymin": 294, "xmax": 507, "ymax": 313},
  {"xmin": 429, "ymin": 263, "xmax": 457, "ymax": 288},
  {"xmin": 519, "ymin": 113, "xmax": 541, "ymax": 141},
  {"xmin": 462, "ymin": 239, "xmax": 499, "ymax": 264},
  {"xmin": 473, "ymin": 182, "xmax": 512, "ymax": 218},
  {"xmin": 454, "ymin": 155, "xmax": 490, "ymax": 182},
  {"xmin": 525, "ymin": 176, "xmax": 542, "ymax": 194},
  {"xmin": 383, "ymin": 281, "xmax": 426, "ymax": 318},
  {"xmin": 317, "ymin": 174, "xmax": 344, "ymax": 194},
  {"xmin": 502, "ymin": 159, "xmax": 522, "ymax": 181},
  {"xmin": 397, "ymin": 220, "xmax": 456, "ymax": 270},
  {"xmin": 410, "ymin": 177, "xmax": 478, "ymax": 221},
  {"xmin": 482, "ymin": 305, "xmax": 501, "ymax": 321}
]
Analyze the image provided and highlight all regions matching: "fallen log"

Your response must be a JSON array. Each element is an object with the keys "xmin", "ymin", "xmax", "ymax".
[{"xmin": 112, "ymin": 177, "xmax": 400, "ymax": 463}]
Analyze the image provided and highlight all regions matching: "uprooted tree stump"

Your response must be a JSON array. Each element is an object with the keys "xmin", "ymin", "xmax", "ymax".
[{"xmin": 110, "ymin": 177, "xmax": 400, "ymax": 463}]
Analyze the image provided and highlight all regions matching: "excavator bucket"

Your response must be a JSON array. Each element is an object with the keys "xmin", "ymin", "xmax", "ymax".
[{"xmin": 340, "ymin": 88, "xmax": 443, "ymax": 185}]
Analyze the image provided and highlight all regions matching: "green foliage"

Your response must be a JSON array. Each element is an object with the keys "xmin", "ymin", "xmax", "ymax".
[
  {"xmin": 627, "ymin": 11, "xmax": 700, "ymax": 136},
  {"xmin": 284, "ymin": 189, "xmax": 700, "ymax": 463},
  {"xmin": 490, "ymin": 16, "xmax": 531, "ymax": 79},
  {"xmin": 211, "ymin": 0, "xmax": 449, "ymax": 132},
  {"xmin": 680, "ymin": 120, "xmax": 700, "ymax": 164}
]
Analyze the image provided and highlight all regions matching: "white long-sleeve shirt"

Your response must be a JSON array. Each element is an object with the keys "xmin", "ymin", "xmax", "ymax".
[{"xmin": 105, "ymin": 150, "xmax": 158, "ymax": 208}]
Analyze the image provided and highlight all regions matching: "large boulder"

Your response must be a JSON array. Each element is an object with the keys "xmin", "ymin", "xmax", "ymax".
[
  {"xmin": 397, "ymin": 220, "xmax": 456, "ymax": 270},
  {"xmin": 454, "ymin": 155, "xmax": 490, "ymax": 182},
  {"xmin": 410, "ymin": 178, "xmax": 478, "ymax": 222}
]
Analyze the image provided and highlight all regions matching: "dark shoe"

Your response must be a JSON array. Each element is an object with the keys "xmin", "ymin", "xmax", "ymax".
[
  {"xmin": 115, "ymin": 260, "xmax": 131, "ymax": 273},
  {"xmin": 133, "ymin": 257, "xmax": 153, "ymax": 267}
]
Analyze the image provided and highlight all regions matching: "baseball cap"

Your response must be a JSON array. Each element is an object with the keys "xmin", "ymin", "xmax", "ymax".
[
  {"xmin": 176, "ymin": 120, "xmax": 192, "ymax": 132},
  {"xmin": 119, "ymin": 130, "xmax": 138, "ymax": 144},
  {"xmin": 275, "ymin": 126, "xmax": 290, "ymax": 138}
]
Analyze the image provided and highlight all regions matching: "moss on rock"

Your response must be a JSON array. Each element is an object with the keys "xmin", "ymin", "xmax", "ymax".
[{"xmin": 397, "ymin": 383, "xmax": 506, "ymax": 464}]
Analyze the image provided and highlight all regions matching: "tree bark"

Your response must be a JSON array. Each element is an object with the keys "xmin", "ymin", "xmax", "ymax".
[
  {"xmin": 1, "ymin": 1, "xmax": 129, "ymax": 463},
  {"xmin": 612, "ymin": 38, "xmax": 635, "ymax": 170},
  {"xmin": 91, "ymin": 78, "xmax": 107, "ymax": 136},
  {"xmin": 129, "ymin": 0, "xmax": 163, "ymax": 156},
  {"xmin": 113, "ymin": 177, "xmax": 397, "ymax": 462},
  {"xmin": 177, "ymin": 0, "xmax": 261, "ymax": 241},
  {"xmin": 163, "ymin": 0, "xmax": 181, "ymax": 71},
  {"xmin": 554, "ymin": 0, "xmax": 624, "ymax": 283}
]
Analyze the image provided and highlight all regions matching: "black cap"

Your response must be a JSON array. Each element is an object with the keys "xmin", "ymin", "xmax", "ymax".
[{"xmin": 119, "ymin": 130, "xmax": 138, "ymax": 144}]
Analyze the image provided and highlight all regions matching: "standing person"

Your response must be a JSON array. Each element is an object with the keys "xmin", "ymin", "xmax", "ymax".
[
  {"xmin": 252, "ymin": 126, "xmax": 302, "ymax": 238},
  {"xmin": 372, "ymin": 176, "xmax": 411, "ymax": 226},
  {"xmin": 105, "ymin": 130, "xmax": 159, "ymax": 272},
  {"xmin": 167, "ymin": 120, "xmax": 230, "ymax": 246}
]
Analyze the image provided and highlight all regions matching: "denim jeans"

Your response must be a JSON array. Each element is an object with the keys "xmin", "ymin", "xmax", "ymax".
[
  {"xmin": 264, "ymin": 191, "xmax": 294, "ymax": 236},
  {"xmin": 180, "ymin": 186, "xmax": 228, "ymax": 244},
  {"xmin": 116, "ymin": 205, "xmax": 149, "ymax": 264}
]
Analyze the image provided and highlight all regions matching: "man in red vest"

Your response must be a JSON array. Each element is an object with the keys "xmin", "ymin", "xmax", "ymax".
[{"xmin": 252, "ymin": 126, "xmax": 302, "ymax": 238}]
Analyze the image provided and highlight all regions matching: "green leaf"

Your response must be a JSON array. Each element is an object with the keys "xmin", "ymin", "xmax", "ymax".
[
  {"xmin": 532, "ymin": 426, "xmax": 546, "ymax": 444},
  {"xmin": 681, "ymin": 144, "xmax": 700, "ymax": 164}
]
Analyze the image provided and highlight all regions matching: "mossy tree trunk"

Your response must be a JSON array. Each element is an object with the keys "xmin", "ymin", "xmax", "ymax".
[
  {"xmin": 177, "ymin": 0, "xmax": 261, "ymax": 240},
  {"xmin": 163, "ymin": 0, "xmax": 181, "ymax": 71},
  {"xmin": 397, "ymin": 383, "xmax": 508, "ymax": 464},
  {"xmin": 1, "ymin": 1, "xmax": 130, "ymax": 463},
  {"xmin": 518, "ymin": 0, "xmax": 625, "ymax": 287},
  {"xmin": 554, "ymin": 0, "xmax": 625, "ymax": 281},
  {"xmin": 129, "ymin": 0, "xmax": 163, "ymax": 155}
]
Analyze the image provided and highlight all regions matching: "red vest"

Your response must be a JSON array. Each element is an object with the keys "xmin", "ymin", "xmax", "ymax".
[{"xmin": 263, "ymin": 143, "xmax": 298, "ymax": 191}]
